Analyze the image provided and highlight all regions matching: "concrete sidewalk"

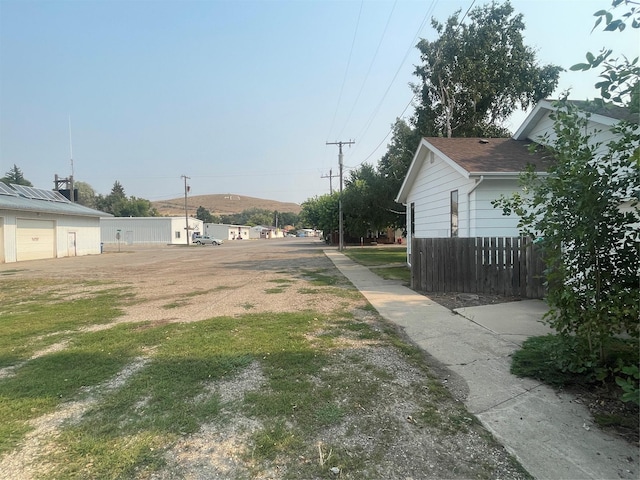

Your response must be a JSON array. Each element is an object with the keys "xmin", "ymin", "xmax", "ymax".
[{"xmin": 325, "ymin": 250, "xmax": 639, "ymax": 480}]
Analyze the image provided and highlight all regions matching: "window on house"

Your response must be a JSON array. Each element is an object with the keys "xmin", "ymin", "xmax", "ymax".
[
  {"xmin": 450, "ymin": 190, "xmax": 458, "ymax": 237},
  {"xmin": 410, "ymin": 202, "xmax": 415, "ymax": 236},
  {"xmin": 175, "ymin": 231, "xmax": 181, "ymax": 239}
]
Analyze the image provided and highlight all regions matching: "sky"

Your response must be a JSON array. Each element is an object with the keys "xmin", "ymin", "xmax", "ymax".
[{"xmin": 0, "ymin": 0, "xmax": 637, "ymax": 205}]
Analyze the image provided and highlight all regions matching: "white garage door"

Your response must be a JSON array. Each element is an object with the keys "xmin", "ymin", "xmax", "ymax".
[{"xmin": 17, "ymin": 219, "xmax": 55, "ymax": 261}]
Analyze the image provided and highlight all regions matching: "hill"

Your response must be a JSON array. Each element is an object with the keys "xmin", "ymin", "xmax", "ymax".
[{"xmin": 152, "ymin": 194, "xmax": 302, "ymax": 217}]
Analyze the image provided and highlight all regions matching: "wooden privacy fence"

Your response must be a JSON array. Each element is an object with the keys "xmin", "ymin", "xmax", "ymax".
[{"xmin": 411, "ymin": 237, "xmax": 545, "ymax": 299}]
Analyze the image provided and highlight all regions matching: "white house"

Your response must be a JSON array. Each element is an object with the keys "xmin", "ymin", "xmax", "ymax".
[
  {"xmin": 396, "ymin": 99, "xmax": 634, "ymax": 265},
  {"xmin": 0, "ymin": 183, "xmax": 108, "ymax": 263},
  {"xmin": 395, "ymin": 137, "xmax": 549, "ymax": 263},
  {"xmin": 204, "ymin": 223, "xmax": 250, "ymax": 241},
  {"xmin": 101, "ymin": 217, "xmax": 203, "ymax": 245}
]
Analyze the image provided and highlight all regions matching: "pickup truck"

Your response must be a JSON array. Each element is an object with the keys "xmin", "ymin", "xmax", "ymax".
[{"xmin": 193, "ymin": 235, "xmax": 224, "ymax": 245}]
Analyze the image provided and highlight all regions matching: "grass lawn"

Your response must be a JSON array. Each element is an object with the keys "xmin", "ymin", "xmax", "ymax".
[
  {"xmin": 343, "ymin": 247, "xmax": 411, "ymax": 284},
  {"xmin": 0, "ymin": 261, "xmax": 528, "ymax": 479},
  {"xmin": 342, "ymin": 246, "xmax": 407, "ymax": 266}
]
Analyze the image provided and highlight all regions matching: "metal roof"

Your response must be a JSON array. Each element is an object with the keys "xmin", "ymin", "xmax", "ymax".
[{"xmin": 0, "ymin": 184, "xmax": 111, "ymax": 217}]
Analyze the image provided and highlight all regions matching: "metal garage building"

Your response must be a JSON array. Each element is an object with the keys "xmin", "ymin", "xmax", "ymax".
[
  {"xmin": 101, "ymin": 217, "xmax": 204, "ymax": 245},
  {"xmin": 0, "ymin": 183, "xmax": 108, "ymax": 263}
]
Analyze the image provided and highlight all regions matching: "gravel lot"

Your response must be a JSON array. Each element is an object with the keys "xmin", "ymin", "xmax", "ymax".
[{"xmin": 0, "ymin": 238, "xmax": 530, "ymax": 479}]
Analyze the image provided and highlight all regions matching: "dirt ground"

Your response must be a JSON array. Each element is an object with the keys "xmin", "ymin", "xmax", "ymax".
[{"xmin": 0, "ymin": 240, "xmax": 536, "ymax": 479}]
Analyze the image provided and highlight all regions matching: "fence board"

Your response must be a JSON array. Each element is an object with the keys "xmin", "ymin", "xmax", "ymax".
[{"xmin": 411, "ymin": 236, "xmax": 545, "ymax": 299}]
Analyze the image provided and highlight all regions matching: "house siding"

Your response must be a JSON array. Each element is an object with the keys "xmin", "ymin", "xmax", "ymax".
[
  {"xmin": 526, "ymin": 110, "xmax": 619, "ymax": 155},
  {"xmin": 407, "ymin": 152, "xmax": 470, "ymax": 239},
  {"xmin": 470, "ymin": 180, "xmax": 522, "ymax": 237}
]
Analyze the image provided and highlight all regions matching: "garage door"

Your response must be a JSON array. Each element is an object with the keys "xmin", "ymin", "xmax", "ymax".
[{"xmin": 17, "ymin": 219, "xmax": 55, "ymax": 261}]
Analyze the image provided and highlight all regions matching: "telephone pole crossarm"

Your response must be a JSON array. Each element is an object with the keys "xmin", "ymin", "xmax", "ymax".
[{"xmin": 321, "ymin": 168, "xmax": 338, "ymax": 195}]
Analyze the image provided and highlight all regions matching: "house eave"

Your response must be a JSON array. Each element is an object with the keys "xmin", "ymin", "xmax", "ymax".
[{"xmin": 514, "ymin": 99, "xmax": 623, "ymax": 141}]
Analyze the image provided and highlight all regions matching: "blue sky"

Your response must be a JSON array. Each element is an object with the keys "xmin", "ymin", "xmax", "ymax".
[{"xmin": 0, "ymin": 0, "xmax": 636, "ymax": 204}]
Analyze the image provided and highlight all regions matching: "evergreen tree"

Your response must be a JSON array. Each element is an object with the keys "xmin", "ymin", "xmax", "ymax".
[{"xmin": 1, "ymin": 164, "xmax": 33, "ymax": 186}]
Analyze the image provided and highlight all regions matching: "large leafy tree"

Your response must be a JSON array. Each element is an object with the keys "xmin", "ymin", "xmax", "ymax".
[
  {"xmin": 413, "ymin": 1, "xmax": 562, "ymax": 138},
  {"xmin": 343, "ymin": 163, "xmax": 394, "ymax": 237},
  {"xmin": 278, "ymin": 211, "xmax": 299, "ymax": 228},
  {"xmin": 299, "ymin": 194, "xmax": 339, "ymax": 239},
  {"xmin": 1, "ymin": 164, "xmax": 33, "ymax": 186},
  {"xmin": 75, "ymin": 181, "xmax": 97, "ymax": 209}
]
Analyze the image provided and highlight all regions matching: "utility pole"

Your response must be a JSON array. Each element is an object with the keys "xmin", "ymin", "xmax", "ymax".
[
  {"xmin": 326, "ymin": 140, "xmax": 355, "ymax": 251},
  {"xmin": 181, "ymin": 175, "xmax": 191, "ymax": 245},
  {"xmin": 68, "ymin": 115, "xmax": 74, "ymax": 202},
  {"xmin": 321, "ymin": 168, "xmax": 337, "ymax": 194}
]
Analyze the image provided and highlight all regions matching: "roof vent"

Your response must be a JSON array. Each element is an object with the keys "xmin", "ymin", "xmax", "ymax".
[{"xmin": 479, "ymin": 139, "xmax": 489, "ymax": 144}]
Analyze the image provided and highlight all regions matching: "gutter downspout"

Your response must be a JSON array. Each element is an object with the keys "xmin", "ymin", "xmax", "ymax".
[{"xmin": 467, "ymin": 175, "xmax": 484, "ymax": 237}]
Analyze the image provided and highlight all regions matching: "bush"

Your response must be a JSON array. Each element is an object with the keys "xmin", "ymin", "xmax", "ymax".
[{"xmin": 512, "ymin": 334, "xmax": 640, "ymax": 406}]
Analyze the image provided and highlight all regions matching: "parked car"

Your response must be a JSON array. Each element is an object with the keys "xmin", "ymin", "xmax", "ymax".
[{"xmin": 193, "ymin": 235, "xmax": 224, "ymax": 245}]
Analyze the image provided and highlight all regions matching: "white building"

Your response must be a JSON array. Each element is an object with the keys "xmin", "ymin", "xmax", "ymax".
[
  {"xmin": 101, "ymin": 217, "xmax": 203, "ymax": 245},
  {"xmin": 0, "ymin": 183, "xmax": 108, "ymax": 263},
  {"xmin": 203, "ymin": 223, "xmax": 250, "ymax": 241}
]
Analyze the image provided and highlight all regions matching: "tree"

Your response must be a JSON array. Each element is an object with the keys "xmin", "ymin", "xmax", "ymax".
[
  {"xmin": 376, "ymin": 119, "xmax": 421, "ymax": 230},
  {"xmin": 1, "ymin": 164, "xmax": 33, "ymax": 186},
  {"xmin": 75, "ymin": 181, "xmax": 97, "ymax": 209},
  {"xmin": 111, "ymin": 197, "xmax": 158, "ymax": 217},
  {"xmin": 109, "ymin": 181, "xmax": 126, "ymax": 200},
  {"xmin": 494, "ymin": 1, "xmax": 639, "ymax": 403},
  {"xmin": 299, "ymin": 194, "xmax": 339, "ymax": 239},
  {"xmin": 95, "ymin": 181, "xmax": 158, "ymax": 217},
  {"xmin": 278, "ymin": 211, "xmax": 299, "ymax": 228},
  {"xmin": 243, "ymin": 208, "xmax": 275, "ymax": 227},
  {"xmin": 342, "ymin": 163, "xmax": 393, "ymax": 237},
  {"xmin": 413, "ymin": 1, "xmax": 562, "ymax": 138},
  {"xmin": 196, "ymin": 206, "xmax": 217, "ymax": 223}
]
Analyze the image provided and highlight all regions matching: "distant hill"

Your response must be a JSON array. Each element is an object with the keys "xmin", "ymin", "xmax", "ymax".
[{"xmin": 152, "ymin": 194, "xmax": 302, "ymax": 217}]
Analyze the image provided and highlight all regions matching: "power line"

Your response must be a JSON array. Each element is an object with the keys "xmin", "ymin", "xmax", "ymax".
[
  {"xmin": 352, "ymin": 0, "xmax": 438, "ymax": 151},
  {"xmin": 325, "ymin": 0, "xmax": 364, "ymax": 142},
  {"xmin": 350, "ymin": 93, "xmax": 416, "ymax": 169},
  {"xmin": 338, "ymin": 0, "xmax": 398, "ymax": 139}
]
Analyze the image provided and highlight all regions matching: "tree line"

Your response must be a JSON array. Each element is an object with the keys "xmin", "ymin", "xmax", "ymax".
[{"xmin": 195, "ymin": 205, "xmax": 299, "ymax": 229}]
